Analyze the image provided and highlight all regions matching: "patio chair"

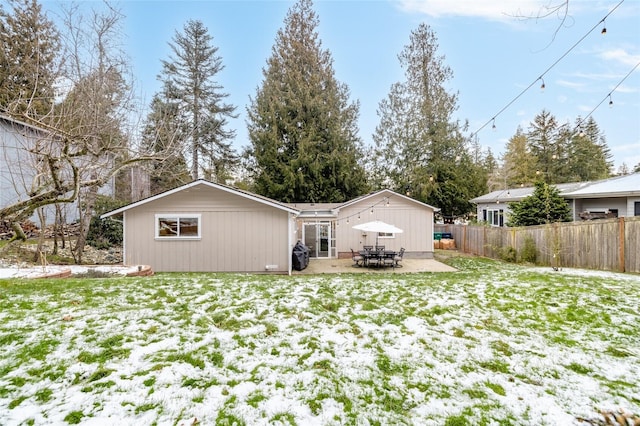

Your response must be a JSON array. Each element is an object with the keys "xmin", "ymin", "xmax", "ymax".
[
  {"xmin": 375, "ymin": 245, "xmax": 385, "ymax": 251},
  {"xmin": 382, "ymin": 252, "xmax": 395, "ymax": 269},
  {"xmin": 350, "ymin": 249, "xmax": 364, "ymax": 267},
  {"xmin": 394, "ymin": 248, "xmax": 405, "ymax": 267}
]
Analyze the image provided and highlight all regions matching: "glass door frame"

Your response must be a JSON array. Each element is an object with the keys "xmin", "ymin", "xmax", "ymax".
[{"xmin": 303, "ymin": 221, "xmax": 332, "ymax": 259}]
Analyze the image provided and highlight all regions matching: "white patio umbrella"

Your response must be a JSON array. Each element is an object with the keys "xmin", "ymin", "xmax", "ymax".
[{"xmin": 352, "ymin": 220, "xmax": 403, "ymax": 246}]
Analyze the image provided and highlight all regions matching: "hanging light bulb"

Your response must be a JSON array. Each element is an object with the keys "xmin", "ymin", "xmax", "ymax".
[
  {"xmin": 540, "ymin": 77, "xmax": 546, "ymax": 91},
  {"xmin": 429, "ymin": 175, "xmax": 434, "ymax": 182},
  {"xmin": 601, "ymin": 19, "xmax": 607, "ymax": 34},
  {"xmin": 346, "ymin": 218, "xmax": 350, "ymax": 224},
  {"xmin": 492, "ymin": 119, "xmax": 496, "ymax": 131},
  {"xmin": 608, "ymin": 94, "xmax": 613, "ymax": 107},
  {"xmin": 370, "ymin": 207, "xmax": 374, "ymax": 214}
]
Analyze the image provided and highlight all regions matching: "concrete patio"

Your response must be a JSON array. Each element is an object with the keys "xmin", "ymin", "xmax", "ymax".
[{"xmin": 292, "ymin": 257, "xmax": 457, "ymax": 274}]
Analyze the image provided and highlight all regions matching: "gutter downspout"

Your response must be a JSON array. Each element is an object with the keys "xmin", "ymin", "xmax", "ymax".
[{"xmin": 288, "ymin": 212, "xmax": 295, "ymax": 275}]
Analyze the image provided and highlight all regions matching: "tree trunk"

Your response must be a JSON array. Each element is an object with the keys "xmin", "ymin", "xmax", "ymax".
[
  {"xmin": 33, "ymin": 208, "xmax": 47, "ymax": 264},
  {"xmin": 73, "ymin": 187, "xmax": 99, "ymax": 264}
]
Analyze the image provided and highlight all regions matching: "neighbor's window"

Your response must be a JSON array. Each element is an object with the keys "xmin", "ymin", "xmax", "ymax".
[
  {"xmin": 487, "ymin": 209, "xmax": 504, "ymax": 227},
  {"xmin": 156, "ymin": 214, "xmax": 201, "ymax": 239}
]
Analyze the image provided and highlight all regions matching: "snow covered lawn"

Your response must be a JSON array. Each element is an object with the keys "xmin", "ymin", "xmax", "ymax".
[{"xmin": 0, "ymin": 256, "xmax": 638, "ymax": 425}]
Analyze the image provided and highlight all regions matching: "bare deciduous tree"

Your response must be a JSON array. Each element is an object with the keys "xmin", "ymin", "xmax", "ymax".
[{"xmin": 0, "ymin": 2, "xmax": 176, "ymax": 263}]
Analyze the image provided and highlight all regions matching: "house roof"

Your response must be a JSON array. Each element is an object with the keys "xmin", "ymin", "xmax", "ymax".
[
  {"xmin": 470, "ymin": 173, "xmax": 640, "ymax": 204},
  {"xmin": 100, "ymin": 180, "xmax": 301, "ymax": 218},
  {"xmin": 0, "ymin": 113, "xmax": 51, "ymax": 136},
  {"xmin": 285, "ymin": 189, "xmax": 439, "ymax": 218},
  {"xmin": 562, "ymin": 173, "xmax": 640, "ymax": 198},
  {"xmin": 335, "ymin": 189, "xmax": 439, "ymax": 212}
]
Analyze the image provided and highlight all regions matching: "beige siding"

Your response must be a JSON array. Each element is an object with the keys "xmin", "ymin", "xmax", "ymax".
[
  {"xmin": 123, "ymin": 186, "xmax": 292, "ymax": 272},
  {"xmin": 335, "ymin": 192, "xmax": 434, "ymax": 258}
]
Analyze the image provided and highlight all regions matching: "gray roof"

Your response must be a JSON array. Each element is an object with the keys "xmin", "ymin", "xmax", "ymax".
[
  {"xmin": 563, "ymin": 173, "xmax": 640, "ymax": 198},
  {"xmin": 470, "ymin": 173, "xmax": 640, "ymax": 204}
]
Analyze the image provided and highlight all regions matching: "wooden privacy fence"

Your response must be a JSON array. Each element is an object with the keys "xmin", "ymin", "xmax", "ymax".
[{"xmin": 435, "ymin": 216, "xmax": 640, "ymax": 273}]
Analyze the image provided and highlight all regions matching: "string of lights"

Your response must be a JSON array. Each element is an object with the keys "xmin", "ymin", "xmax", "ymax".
[
  {"xmin": 335, "ymin": 196, "xmax": 392, "ymax": 227},
  {"xmin": 573, "ymin": 60, "xmax": 640, "ymax": 133},
  {"xmin": 470, "ymin": 0, "xmax": 626, "ymax": 138}
]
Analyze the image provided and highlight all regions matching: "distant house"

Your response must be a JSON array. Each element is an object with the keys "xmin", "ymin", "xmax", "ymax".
[
  {"xmin": 471, "ymin": 173, "xmax": 640, "ymax": 226},
  {"xmin": 101, "ymin": 182, "xmax": 439, "ymax": 273},
  {"xmin": 0, "ymin": 114, "xmax": 79, "ymax": 224}
]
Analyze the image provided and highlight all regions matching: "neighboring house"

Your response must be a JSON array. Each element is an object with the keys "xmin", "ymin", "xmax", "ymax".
[
  {"xmin": 471, "ymin": 173, "xmax": 640, "ymax": 226},
  {"xmin": 101, "ymin": 183, "xmax": 439, "ymax": 274},
  {"xmin": 0, "ymin": 114, "xmax": 78, "ymax": 224}
]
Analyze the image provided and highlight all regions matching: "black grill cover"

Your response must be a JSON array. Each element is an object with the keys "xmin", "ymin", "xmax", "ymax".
[{"xmin": 292, "ymin": 240, "xmax": 309, "ymax": 271}]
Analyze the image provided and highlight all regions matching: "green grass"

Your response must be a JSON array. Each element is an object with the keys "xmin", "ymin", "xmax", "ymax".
[{"xmin": 0, "ymin": 255, "xmax": 638, "ymax": 425}]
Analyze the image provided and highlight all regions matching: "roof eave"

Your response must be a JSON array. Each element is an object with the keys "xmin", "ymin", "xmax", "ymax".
[{"xmin": 101, "ymin": 180, "xmax": 300, "ymax": 218}]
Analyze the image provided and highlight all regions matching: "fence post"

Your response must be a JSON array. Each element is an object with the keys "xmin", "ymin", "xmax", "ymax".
[
  {"xmin": 619, "ymin": 217, "xmax": 625, "ymax": 273},
  {"xmin": 483, "ymin": 226, "xmax": 487, "ymax": 257},
  {"xmin": 463, "ymin": 225, "xmax": 467, "ymax": 253}
]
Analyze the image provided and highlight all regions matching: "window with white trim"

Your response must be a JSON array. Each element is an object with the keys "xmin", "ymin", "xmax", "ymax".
[
  {"xmin": 155, "ymin": 214, "xmax": 201, "ymax": 239},
  {"xmin": 486, "ymin": 209, "xmax": 504, "ymax": 227}
]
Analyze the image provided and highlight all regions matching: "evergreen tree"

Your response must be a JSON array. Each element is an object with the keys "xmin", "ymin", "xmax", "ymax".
[
  {"xmin": 0, "ymin": 0, "xmax": 60, "ymax": 115},
  {"xmin": 565, "ymin": 116, "xmax": 612, "ymax": 181},
  {"xmin": 246, "ymin": 0, "xmax": 367, "ymax": 203},
  {"xmin": 507, "ymin": 181, "xmax": 571, "ymax": 226},
  {"xmin": 140, "ymin": 94, "xmax": 192, "ymax": 194},
  {"xmin": 159, "ymin": 19, "xmax": 237, "ymax": 182},
  {"xmin": 526, "ymin": 110, "xmax": 565, "ymax": 184},
  {"xmin": 372, "ymin": 23, "xmax": 482, "ymax": 219},
  {"xmin": 502, "ymin": 127, "xmax": 537, "ymax": 187}
]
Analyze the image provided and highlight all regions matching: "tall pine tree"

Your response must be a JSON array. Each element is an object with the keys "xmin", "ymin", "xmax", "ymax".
[
  {"xmin": 501, "ymin": 127, "xmax": 537, "ymax": 187},
  {"xmin": 246, "ymin": 0, "xmax": 367, "ymax": 203},
  {"xmin": 0, "ymin": 0, "xmax": 60, "ymax": 116},
  {"xmin": 565, "ymin": 116, "xmax": 612, "ymax": 181},
  {"xmin": 140, "ymin": 94, "xmax": 192, "ymax": 194},
  {"xmin": 372, "ymin": 23, "xmax": 483, "ymax": 219},
  {"xmin": 158, "ymin": 19, "xmax": 237, "ymax": 182},
  {"xmin": 526, "ymin": 110, "xmax": 564, "ymax": 184}
]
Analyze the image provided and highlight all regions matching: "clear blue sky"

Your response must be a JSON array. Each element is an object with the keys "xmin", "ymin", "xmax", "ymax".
[{"xmin": 44, "ymin": 0, "xmax": 640, "ymax": 172}]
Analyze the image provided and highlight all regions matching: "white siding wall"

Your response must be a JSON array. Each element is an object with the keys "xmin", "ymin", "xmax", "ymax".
[{"xmin": 1, "ymin": 119, "xmax": 79, "ymax": 223}]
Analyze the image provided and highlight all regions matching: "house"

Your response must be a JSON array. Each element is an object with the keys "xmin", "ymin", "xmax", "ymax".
[
  {"xmin": 101, "ymin": 183, "xmax": 439, "ymax": 274},
  {"xmin": 0, "ymin": 114, "xmax": 79, "ymax": 224},
  {"xmin": 471, "ymin": 173, "xmax": 640, "ymax": 226},
  {"xmin": 288, "ymin": 189, "xmax": 438, "ymax": 260}
]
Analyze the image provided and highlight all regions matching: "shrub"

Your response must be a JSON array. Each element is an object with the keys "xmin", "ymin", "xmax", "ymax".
[
  {"xmin": 86, "ymin": 196, "xmax": 126, "ymax": 249},
  {"xmin": 520, "ymin": 236, "xmax": 537, "ymax": 264},
  {"xmin": 498, "ymin": 246, "xmax": 517, "ymax": 263}
]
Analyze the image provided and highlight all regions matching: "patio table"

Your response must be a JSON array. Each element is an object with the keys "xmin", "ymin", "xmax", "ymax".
[{"xmin": 360, "ymin": 250, "xmax": 397, "ymax": 268}]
